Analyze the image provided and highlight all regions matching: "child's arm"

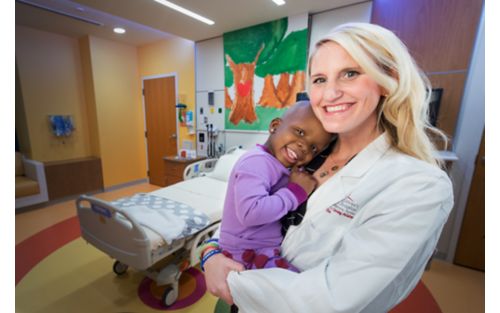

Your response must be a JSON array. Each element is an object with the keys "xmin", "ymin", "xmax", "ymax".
[
  {"xmin": 289, "ymin": 168, "xmax": 317, "ymax": 195},
  {"xmin": 232, "ymin": 162, "xmax": 312, "ymax": 227}
]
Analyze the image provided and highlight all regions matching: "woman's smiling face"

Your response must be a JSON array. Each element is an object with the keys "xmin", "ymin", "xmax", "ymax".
[{"xmin": 309, "ymin": 42, "xmax": 383, "ymax": 137}]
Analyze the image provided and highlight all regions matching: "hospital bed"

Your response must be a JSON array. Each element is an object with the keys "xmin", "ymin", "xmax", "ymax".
[{"xmin": 76, "ymin": 147, "xmax": 246, "ymax": 307}]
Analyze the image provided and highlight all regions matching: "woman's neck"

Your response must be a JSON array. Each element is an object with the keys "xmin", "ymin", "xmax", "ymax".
[{"xmin": 334, "ymin": 126, "xmax": 382, "ymax": 159}]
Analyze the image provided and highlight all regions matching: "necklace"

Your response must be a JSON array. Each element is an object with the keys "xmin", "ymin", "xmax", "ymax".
[{"xmin": 318, "ymin": 154, "xmax": 357, "ymax": 178}]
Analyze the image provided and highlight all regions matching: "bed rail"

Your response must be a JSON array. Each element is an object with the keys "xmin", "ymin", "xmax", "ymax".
[
  {"xmin": 77, "ymin": 195, "xmax": 149, "ymax": 240},
  {"xmin": 183, "ymin": 158, "xmax": 218, "ymax": 180},
  {"xmin": 76, "ymin": 195, "xmax": 153, "ymax": 270}
]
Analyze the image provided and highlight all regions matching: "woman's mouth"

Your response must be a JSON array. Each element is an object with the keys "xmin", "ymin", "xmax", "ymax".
[{"xmin": 324, "ymin": 103, "xmax": 353, "ymax": 113}]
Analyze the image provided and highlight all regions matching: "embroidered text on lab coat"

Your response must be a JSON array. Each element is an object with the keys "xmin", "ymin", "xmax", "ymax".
[{"xmin": 326, "ymin": 195, "xmax": 359, "ymax": 219}]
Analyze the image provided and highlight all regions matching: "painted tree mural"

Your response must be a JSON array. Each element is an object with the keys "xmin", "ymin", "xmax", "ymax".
[{"xmin": 224, "ymin": 16, "xmax": 308, "ymax": 130}]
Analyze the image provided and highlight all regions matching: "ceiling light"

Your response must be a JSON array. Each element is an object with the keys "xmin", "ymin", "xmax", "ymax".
[
  {"xmin": 153, "ymin": 0, "xmax": 214, "ymax": 25},
  {"xmin": 272, "ymin": 0, "xmax": 286, "ymax": 5},
  {"xmin": 114, "ymin": 27, "xmax": 126, "ymax": 34}
]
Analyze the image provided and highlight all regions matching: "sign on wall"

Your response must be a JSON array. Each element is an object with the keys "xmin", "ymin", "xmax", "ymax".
[{"xmin": 223, "ymin": 15, "xmax": 309, "ymax": 131}]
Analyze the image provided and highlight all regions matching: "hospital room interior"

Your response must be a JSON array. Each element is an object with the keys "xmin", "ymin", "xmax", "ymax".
[{"xmin": 14, "ymin": 0, "xmax": 486, "ymax": 312}]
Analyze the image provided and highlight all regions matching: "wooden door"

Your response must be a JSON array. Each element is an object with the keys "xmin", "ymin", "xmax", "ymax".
[
  {"xmin": 143, "ymin": 76, "xmax": 177, "ymax": 186},
  {"xmin": 454, "ymin": 131, "xmax": 485, "ymax": 270}
]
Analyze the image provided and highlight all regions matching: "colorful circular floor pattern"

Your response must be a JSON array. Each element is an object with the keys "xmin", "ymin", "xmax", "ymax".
[{"xmin": 16, "ymin": 216, "xmax": 442, "ymax": 313}]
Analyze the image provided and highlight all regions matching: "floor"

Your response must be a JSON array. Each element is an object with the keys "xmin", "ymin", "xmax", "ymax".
[{"xmin": 15, "ymin": 182, "xmax": 485, "ymax": 313}]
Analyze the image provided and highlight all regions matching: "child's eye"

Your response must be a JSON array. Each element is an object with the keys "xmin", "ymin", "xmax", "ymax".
[
  {"xmin": 295, "ymin": 128, "xmax": 306, "ymax": 137},
  {"xmin": 311, "ymin": 145, "xmax": 318, "ymax": 153}
]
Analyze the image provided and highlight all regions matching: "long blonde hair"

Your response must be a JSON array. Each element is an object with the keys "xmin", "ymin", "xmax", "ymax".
[{"xmin": 308, "ymin": 23, "xmax": 447, "ymax": 167}]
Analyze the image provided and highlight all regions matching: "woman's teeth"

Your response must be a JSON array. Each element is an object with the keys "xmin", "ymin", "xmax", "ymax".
[{"xmin": 326, "ymin": 103, "xmax": 351, "ymax": 112}]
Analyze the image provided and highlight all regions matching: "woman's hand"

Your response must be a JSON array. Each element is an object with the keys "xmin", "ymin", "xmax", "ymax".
[{"xmin": 203, "ymin": 253, "xmax": 245, "ymax": 304}]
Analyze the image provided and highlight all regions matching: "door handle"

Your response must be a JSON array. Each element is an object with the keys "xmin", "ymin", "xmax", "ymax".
[{"xmin": 170, "ymin": 133, "xmax": 177, "ymax": 139}]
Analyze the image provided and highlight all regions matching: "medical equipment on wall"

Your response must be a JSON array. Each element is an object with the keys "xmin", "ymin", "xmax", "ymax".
[
  {"xmin": 176, "ymin": 103, "xmax": 195, "ymax": 134},
  {"xmin": 196, "ymin": 90, "xmax": 225, "ymax": 157}
]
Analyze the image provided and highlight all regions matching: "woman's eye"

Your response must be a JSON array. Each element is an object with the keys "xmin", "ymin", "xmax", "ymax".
[
  {"xmin": 312, "ymin": 77, "xmax": 326, "ymax": 84},
  {"xmin": 343, "ymin": 70, "xmax": 359, "ymax": 79}
]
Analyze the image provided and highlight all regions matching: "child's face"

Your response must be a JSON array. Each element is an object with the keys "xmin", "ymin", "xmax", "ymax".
[{"xmin": 267, "ymin": 107, "xmax": 332, "ymax": 168}]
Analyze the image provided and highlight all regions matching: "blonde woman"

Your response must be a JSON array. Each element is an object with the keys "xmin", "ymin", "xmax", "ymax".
[{"xmin": 202, "ymin": 23, "xmax": 453, "ymax": 313}]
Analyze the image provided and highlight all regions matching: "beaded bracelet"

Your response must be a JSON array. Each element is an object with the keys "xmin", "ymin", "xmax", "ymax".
[{"xmin": 200, "ymin": 248, "xmax": 222, "ymax": 272}]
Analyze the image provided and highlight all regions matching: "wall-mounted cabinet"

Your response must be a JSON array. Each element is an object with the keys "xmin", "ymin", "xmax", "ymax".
[{"xmin": 195, "ymin": 37, "xmax": 224, "ymax": 92}]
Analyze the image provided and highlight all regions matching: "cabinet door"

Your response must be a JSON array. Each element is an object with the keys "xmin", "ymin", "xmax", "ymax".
[{"xmin": 165, "ymin": 175, "xmax": 183, "ymax": 186}]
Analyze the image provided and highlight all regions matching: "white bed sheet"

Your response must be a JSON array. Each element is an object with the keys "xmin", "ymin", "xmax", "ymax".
[
  {"xmin": 149, "ymin": 176, "xmax": 229, "ymax": 222},
  {"xmin": 109, "ymin": 176, "xmax": 228, "ymax": 251}
]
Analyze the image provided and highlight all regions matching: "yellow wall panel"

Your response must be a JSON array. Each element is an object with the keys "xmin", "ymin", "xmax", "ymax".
[
  {"xmin": 87, "ymin": 36, "xmax": 147, "ymax": 187},
  {"xmin": 138, "ymin": 37, "xmax": 196, "ymax": 150},
  {"xmin": 15, "ymin": 26, "xmax": 92, "ymax": 161}
]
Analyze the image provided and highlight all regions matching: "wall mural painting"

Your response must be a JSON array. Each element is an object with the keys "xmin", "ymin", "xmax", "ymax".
[{"xmin": 223, "ymin": 16, "xmax": 309, "ymax": 131}]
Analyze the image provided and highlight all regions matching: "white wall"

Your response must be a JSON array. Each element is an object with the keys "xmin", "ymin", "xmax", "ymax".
[
  {"xmin": 195, "ymin": 37, "xmax": 224, "ymax": 91},
  {"xmin": 309, "ymin": 2, "xmax": 373, "ymax": 53}
]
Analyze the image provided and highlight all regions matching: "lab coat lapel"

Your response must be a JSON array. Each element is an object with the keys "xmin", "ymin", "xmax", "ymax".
[{"xmin": 306, "ymin": 133, "xmax": 391, "ymax": 219}]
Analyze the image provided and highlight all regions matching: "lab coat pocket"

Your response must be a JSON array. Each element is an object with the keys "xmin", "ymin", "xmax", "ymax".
[{"xmin": 311, "ymin": 196, "xmax": 360, "ymax": 243}]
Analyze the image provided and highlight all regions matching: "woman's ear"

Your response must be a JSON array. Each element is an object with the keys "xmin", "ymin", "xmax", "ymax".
[{"xmin": 269, "ymin": 118, "xmax": 282, "ymax": 134}]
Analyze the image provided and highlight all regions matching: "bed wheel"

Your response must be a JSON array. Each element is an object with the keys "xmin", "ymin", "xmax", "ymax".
[
  {"xmin": 113, "ymin": 261, "xmax": 129, "ymax": 275},
  {"xmin": 162, "ymin": 286, "xmax": 178, "ymax": 307}
]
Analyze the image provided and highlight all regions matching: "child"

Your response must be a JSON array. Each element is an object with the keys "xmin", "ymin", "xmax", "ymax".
[{"xmin": 215, "ymin": 101, "xmax": 332, "ymax": 271}]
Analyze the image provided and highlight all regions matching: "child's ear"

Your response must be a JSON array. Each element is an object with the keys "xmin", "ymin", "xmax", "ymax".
[{"xmin": 269, "ymin": 118, "xmax": 282, "ymax": 134}]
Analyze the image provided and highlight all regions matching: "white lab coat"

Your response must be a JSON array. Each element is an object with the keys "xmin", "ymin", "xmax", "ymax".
[{"xmin": 227, "ymin": 133, "xmax": 453, "ymax": 313}]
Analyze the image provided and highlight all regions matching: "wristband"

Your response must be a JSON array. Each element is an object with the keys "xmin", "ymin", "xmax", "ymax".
[
  {"xmin": 200, "ymin": 249, "xmax": 222, "ymax": 272},
  {"xmin": 200, "ymin": 246, "xmax": 219, "ymax": 259},
  {"xmin": 197, "ymin": 238, "xmax": 220, "ymax": 262}
]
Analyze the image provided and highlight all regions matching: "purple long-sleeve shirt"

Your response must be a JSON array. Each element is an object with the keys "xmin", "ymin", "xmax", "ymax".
[{"xmin": 219, "ymin": 145, "xmax": 308, "ymax": 253}]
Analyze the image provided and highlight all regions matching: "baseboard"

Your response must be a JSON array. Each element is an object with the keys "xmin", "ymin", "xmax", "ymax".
[{"xmin": 102, "ymin": 178, "xmax": 149, "ymax": 193}]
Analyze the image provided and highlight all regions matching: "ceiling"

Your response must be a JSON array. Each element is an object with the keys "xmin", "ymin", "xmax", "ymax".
[{"xmin": 16, "ymin": 0, "xmax": 367, "ymax": 46}]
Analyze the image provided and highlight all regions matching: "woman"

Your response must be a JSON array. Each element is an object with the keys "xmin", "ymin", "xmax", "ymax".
[{"xmin": 202, "ymin": 22, "xmax": 453, "ymax": 313}]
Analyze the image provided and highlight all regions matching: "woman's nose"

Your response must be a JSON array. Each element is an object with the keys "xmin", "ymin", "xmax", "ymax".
[{"xmin": 324, "ymin": 82, "xmax": 343, "ymax": 100}]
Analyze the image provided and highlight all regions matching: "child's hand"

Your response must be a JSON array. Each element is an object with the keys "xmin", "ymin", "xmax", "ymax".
[{"xmin": 289, "ymin": 167, "xmax": 317, "ymax": 195}]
